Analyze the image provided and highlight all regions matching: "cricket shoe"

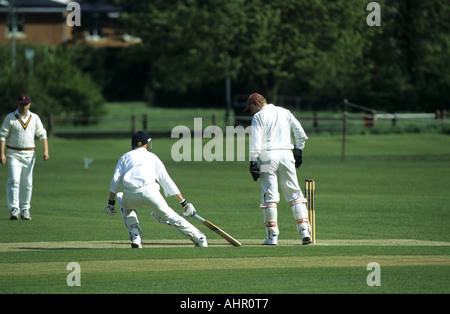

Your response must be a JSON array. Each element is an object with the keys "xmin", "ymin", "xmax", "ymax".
[
  {"xmin": 194, "ymin": 236, "xmax": 208, "ymax": 247},
  {"xmin": 264, "ymin": 234, "xmax": 278, "ymax": 245},
  {"xmin": 10, "ymin": 209, "xmax": 20, "ymax": 220},
  {"xmin": 301, "ymin": 229, "xmax": 312, "ymax": 245},
  {"xmin": 21, "ymin": 209, "xmax": 31, "ymax": 220},
  {"xmin": 131, "ymin": 234, "xmax": 142, "ymax": 248}
]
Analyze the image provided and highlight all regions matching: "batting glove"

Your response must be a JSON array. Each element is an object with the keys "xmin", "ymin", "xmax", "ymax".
[
  {"xmin": 293, "ymin": 148, "xmax": 303, "ymax": 168},
  {"xmin": 105, "ymin": 199, "xmax": 116, "ymax": 216},
  {"xmin": 181, "ymin": 199, "xmax": 196, "ymax": 217},
  {"xmin": 249, "ymin": 161, "xmax": 260, "ymax": 182}
]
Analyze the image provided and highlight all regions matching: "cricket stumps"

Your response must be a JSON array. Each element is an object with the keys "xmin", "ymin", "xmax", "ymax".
[{"xmin": 305, "ymin": 179, "xmax": 316, "ymax": 244}]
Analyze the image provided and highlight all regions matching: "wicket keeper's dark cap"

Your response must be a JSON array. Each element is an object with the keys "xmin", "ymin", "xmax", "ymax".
[
  {"xmin": 244, "ymin": 93, "xmax": 265, "ymax": 112},
  {"xmin": 132, "ymin": 131, "xmax": 151, "ymax": 148},
  {"xmin": 17, "ymin": 94, "xmax": 31, "ymax": 104}
]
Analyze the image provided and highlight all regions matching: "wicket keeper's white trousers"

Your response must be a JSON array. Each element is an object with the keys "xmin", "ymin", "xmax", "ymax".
[
  {"xmin": 6, "ymin": 150, "xmax": 36, "ymax": 214},
  {"xmin": 259, "ymin": 150, "xmax": 303, "ymax": 204}
]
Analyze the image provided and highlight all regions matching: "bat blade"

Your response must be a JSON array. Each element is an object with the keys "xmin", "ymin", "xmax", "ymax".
[
  {"xmin": 203, "ymin": 220, "xmax": 242, "ymax": 247},
  {"xmin": 194, "ymin": 214, "xmax": 242, "ymax": 247}
]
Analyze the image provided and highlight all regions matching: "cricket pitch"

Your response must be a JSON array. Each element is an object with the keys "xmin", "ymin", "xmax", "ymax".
[{"xmin": 0, "ymin": 238, "xmax": 449, "ymax": 252}]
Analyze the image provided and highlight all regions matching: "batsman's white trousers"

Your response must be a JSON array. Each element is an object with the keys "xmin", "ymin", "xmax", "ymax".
[
  {"xmin": 122, "ymin": 184, "xmax": 202, "ymax": 239},
  {"xmin": 259, "ymin": 150, "xmax": 303, "ymax": 204},
  {"xmin": 6, "ymin": 150, "xmax": 36, "ymax": 214}
]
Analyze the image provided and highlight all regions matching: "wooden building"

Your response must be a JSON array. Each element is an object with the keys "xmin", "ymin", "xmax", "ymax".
[{"xmin": 0, "ymin": 0, "xmax": 138, "ymax": 47}]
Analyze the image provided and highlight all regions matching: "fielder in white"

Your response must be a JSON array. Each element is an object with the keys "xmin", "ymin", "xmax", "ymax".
[
  {"xmin": 245, "ymin": 93, "xmax": 311, "ymax": 245},
  {"xmin": 0, "ymin": 94, "xmax": 49, "ymax": 220},
  {"xmin": 106, "ymin": 131, "xmax": 207, "ymax": 248}
]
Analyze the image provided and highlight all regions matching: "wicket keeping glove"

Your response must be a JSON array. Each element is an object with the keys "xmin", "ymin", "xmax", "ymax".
[
  {"xmin": 293, "ymin": 148, "xmax": 303, "ymax": 168},
  {"xmin": 249, "ymin": 161, "xmax": 260, "ymax": 182},
  {"xmin": 105, "ymin": 199, "xmax": 117, "ymax": 216},
  {"xmin": 181, "ymin": 199, "xmax": 196, "ymax": 217}
]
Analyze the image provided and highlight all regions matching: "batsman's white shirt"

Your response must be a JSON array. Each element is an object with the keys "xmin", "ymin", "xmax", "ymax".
[
  {"xmin": 249, "ymin": 104, "xmax": 307, "ymax": 162},
  {"xmin": 111, "ymin": 147, "xmax": 205, "ymax": 244},
  {"xmin": 110, "ymin": 147, "xmax": 180, "ymax": 197}
]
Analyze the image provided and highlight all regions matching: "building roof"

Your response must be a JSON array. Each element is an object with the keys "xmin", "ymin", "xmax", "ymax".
[
  {"xmin": 0, "ymin": 0, "xmax": 122, "ymax": 13},
  {"xmin": 0, "ymin": 0, "xmax": 66, "ymax": 12},
  {"xmin": 14, "ymin": 0, "xmax": 65, "ymax": 7}
]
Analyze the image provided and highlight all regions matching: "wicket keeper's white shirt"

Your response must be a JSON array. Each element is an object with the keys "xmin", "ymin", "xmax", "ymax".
[
  {"xmin": 110, "ymin": 147, "xmax": 181, "ymax": 197},
  {"xmin": 0, "ymin": 109, "xmax": 47, "ymax": 151},
  {"xmin": 250, "ymin": 104, "xmax": 308, "ymax": 161}
]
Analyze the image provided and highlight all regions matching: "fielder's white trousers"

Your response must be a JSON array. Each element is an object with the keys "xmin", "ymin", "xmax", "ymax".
[
  {"xmin": 6, "ymin": 150, "xmax": 36, "ymax": 215},
  {"xmin": 122, "ymin": 185, "xmax": 202, "ymax": 241},
  {"xmin": 258, "ymin": 150, "xmax": 310, "ymax": 238},
  {"xmin": 259, "ymin": 150, "xmax": 303, "ymax": 203}
]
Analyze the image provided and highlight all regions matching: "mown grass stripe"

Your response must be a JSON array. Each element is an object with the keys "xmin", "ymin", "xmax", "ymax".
[{"xmin": 1, "ymin": 255, "xmax": 449, "ymax": 276}]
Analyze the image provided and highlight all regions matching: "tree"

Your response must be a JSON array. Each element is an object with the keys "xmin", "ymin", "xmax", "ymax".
[
  {"xmin": 120, "ymin": 0, "xmax": 369, "ymax": 106},
  {"xmin": 0, "ymin": 45, "xmax": 105, "ymax": 120},
  {"xmin": 237, "ymin": 0, "xmax": 370, "ymax": 105},
  {"xmin": 363, "ymin": 0, "xmax": 450, "ymax": 111},
  {"xmin": 113, "ymin": 0, "xmax": 449, "ymax": 111},
  {"xmin": 121, "ymin": 0, "xmax": 244, "ymax": 97}
]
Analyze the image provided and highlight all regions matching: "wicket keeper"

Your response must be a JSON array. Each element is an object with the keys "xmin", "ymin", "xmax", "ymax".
[{"xmin": 245, "ymin": 93, "xmax": 312, "ymax": 245}]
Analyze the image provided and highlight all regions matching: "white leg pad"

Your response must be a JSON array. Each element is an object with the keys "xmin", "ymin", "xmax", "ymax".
[
  {"xmin": 118, "ymin": 192, "xmax": 143, "ymax": 240},
  {"xmin": 121, "ymin": 208, "xmax": 143, "ymax": 240},
  {"xmin": 261, "ymin": 203, "xmax": 279, "ymax": 238},
  {"xmin": 290, "ymin": 198, "xmax": 310, "ymax": 233}
]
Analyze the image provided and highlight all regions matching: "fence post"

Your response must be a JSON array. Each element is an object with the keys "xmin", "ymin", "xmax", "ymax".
[
  {"xmin": 131, "ymin": 115, "xmax": 137, "ymax": 134},
  {"xmin": 47, "ymin": 115, "xmax": 54, "ymax": 137},
  {"xmin": 142, "ymin": 114, "xmax": 147, "ymax": 131},
  {"xmin": 371, "ymin": 110, "xmax": 378, "ymax": 127},
  {"xmin": 341, "ymin": 99, "xmax": 347, "ymax": 162}
]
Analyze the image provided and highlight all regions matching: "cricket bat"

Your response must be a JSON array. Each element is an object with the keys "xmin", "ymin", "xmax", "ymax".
[{"xmin": 193, "ymin": 214, "xmax": 242, "ymax": 247}]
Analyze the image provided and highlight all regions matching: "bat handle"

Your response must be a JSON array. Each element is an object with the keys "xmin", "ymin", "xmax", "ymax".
[{"xmin": 192, "ymin": 213, "xmax": 206, "ymax": 223}]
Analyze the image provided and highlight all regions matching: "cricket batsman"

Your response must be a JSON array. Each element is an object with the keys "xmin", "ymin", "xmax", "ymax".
[
  {"xmin": 0, "ymin": 94, "xmax": 49, "ymax": 220},
  {"xmin": 105, "ymin": 131, "xmax": 207, "ymax": 248},
  {"xmin": 245, "ymin": 93, "xmax": 312, "ymax": 245}
]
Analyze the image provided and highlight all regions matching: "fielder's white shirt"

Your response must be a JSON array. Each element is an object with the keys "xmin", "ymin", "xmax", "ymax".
[
  {"xmin": 110, "ymin": 147, "xmax": 180, "ymax": 197},
  {"xmin": 249, "ymin": 104, "xmax": 308, "ymax": 161},
  {"xmin": 0, "ymin": 109, "xmax": 47, "ymax": 150}
]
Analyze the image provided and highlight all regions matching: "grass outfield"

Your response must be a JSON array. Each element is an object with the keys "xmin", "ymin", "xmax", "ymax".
[{"xmin": 0, "ymin": 133, "xmax": 449, "ymax": 295}]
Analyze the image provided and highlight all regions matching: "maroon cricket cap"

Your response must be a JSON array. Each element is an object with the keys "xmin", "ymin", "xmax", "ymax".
[
  {"xmin": 17, "ymin": 94, "xmax": 31, "ymax": 104},
  {"xmin": 244, "ymin": 93, "xmax": 265, "ymax": 112}
]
